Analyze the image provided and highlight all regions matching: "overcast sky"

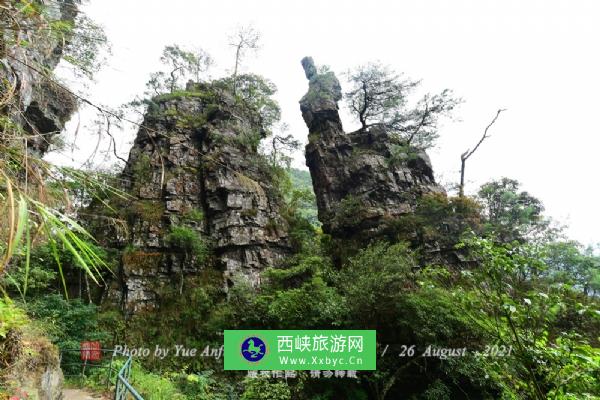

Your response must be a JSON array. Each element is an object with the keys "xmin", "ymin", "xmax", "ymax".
[{"xmin": 49, "ymin": 0, "xmax": 599, "ymax": 246}]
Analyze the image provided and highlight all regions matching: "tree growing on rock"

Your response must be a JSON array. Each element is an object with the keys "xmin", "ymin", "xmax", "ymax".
[
  {"xmin": 223, "ymin": 73, "xmax": 280, "ymax": 129},
  {"xmin": 265, "ymin": 123, "xmax": 301, "ymax": 168},
  {"xmin": 344, "ymin": 62, "xmax": 460, "ymax": 149},
  {"xmin": 146, "ymin": 44, "xmax": 213, "ymax": 94}
]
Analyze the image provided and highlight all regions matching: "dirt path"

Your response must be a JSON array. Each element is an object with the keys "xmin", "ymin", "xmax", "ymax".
[{"xmin": 62, "ymin": 388, "xmax": 107, "ymax": 400}]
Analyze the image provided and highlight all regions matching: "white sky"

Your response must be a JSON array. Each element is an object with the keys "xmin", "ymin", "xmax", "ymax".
[{"xmin": 49, "ymin": 0, "xmax": 599, "ymax": 246}]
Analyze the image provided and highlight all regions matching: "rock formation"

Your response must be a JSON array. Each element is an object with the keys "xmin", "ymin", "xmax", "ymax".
[
  {"xmin": 97, "ymin": 81, "xmax": 291, "ymax": 313},
  {"xmin": 0, "ymin": 0, "xmax": 78, "ymax": 154},
  {"xmin": 299, "ymin": 57, "xmax": 444, "ymax": 248},
  {"xmin": 0, "ymin": 329, "xmax": 64, "ymax": 400}
]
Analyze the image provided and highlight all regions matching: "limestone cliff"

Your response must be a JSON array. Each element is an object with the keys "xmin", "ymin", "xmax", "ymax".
[
  {"xmin": 299, "ymin": 57, "xmax": 444, "ymax": 248},
  {"xmin": 98, "ymin": 81, "xmax": 291, "ymax": 313},
  {"xmin": 0, "ymin": 0, "xmax": 78, "ymax": 154}
]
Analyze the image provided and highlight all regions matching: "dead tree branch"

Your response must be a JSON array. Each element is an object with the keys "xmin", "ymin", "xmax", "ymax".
[{"xmin": 459, "ymin": 108, "xmax": 506, "ymax": 197}]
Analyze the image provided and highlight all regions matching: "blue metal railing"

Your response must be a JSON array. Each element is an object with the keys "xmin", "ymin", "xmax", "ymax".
[{"xmin": 114, "ymin": 356, "xmax": 144, "ymax": 400}]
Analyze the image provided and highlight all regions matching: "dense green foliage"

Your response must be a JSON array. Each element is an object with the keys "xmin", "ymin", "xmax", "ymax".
[
  {"xmin": 0, "ymin": 299, "xmax": 26, "ymax": 339},
  {"xmin": 13, "ymin": 170, "xmax": 600, "ymax": 400},
  {"xmin": 7, "ymin": 169, "xmax": 597, "ymax": 399},
  {"xmin": 287, "ymin": 169, "xmax": 318, "ymax": 228},
  {"xmin": 25, "ymin": 294, "xmax": 110, "ymax": 375},
  {"xmin": 454, "ymin": 237, "xmax": 600, "ymax": 399},
  {"xmin": 241, "ymin": 376, "xmax": 292, "ymax": 400},
  {"xmin": 478, "ymin": 178, "xmax": 551, "ymax": 243}
]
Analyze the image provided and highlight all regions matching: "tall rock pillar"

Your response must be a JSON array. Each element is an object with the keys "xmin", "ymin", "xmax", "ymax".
[{"xmin": 299, "ymin": 57, "xmax": 444, "ymax": 250}]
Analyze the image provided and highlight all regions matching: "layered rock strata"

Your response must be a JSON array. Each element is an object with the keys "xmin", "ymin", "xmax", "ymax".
[{"xmin": 97, "ymin": 82, "xmax": 291, "ymax": 312}]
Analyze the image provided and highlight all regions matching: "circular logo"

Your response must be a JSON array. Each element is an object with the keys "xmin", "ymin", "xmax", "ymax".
[{"xmin": 241, "ymin": 336, "xmax": 266, "ymax": 362}]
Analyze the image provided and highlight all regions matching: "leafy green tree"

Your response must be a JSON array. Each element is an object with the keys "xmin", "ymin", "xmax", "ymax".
[
  {"xmin": 165, "ymin": 225, "xmax": 209, "ymax": 294},
  {"xmin": 579, "ymin": 246, "xmax": 600, "ymax": 296},
  {"xmin": 336, "ymin": 243, "xmax": 490, "ymax": 400},
  {"xmin": 146, "ymin": 44, "xmax": 213, "ymax": 94},
  {"xmin": 287, "ymin": 168, "xmax": 318, "ymax": 227},
  {"xmin": 265, "ymin": 123, "xmax": 300, "ymax": 168},
  {"xmin": 62, "ymin": 13, "xmax": 111, "ymax": 79},
  {"xmin": 220, "ymin": 254, "xmax": 343, "ymax": 330},
  {"xmin": 221, "ymin": 73, "xmax": 281, "ymax": 131},
  {"xmin": 344, "ymin": 62, "xmax": 459, "ymax": 148},
  {"xmin": 544, "ymin": 241, "xmax": 600, "ymax": 295},
  {"xmin": 589, "ymin": 271, "xmax": 600, "ymax": 296},
  {"xmin": 477, "ymin": 178, "xmax": 553, "ymax": 243},
  {"xmin": 336, "ymin": 242, "xmax": 415, "ymax": 328}
]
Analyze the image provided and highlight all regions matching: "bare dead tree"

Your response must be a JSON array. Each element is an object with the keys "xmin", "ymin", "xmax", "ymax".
[
  {"xmin": 459, "ymin": 109, "xmax": 506, "ymax": 197},
  {"xmin": 229, "ymin": 26, "xmax": 260, "ymax": 95}
]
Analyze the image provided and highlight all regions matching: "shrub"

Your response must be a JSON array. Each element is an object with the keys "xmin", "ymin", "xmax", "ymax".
[
  {"xmin": 175, "ymin": 370, "xmax": 234, "ymax": 400},
  {"xmin": 241, "ymin": 376, "xmax": 291, "ymax": 400},
  {"xmin": 388, "ymin": 193, "xmax": 481, "ymax": 249},
  {"xmin": 130, "ymin": 364, "xmax": 187, "ymax": 400},
  {"xmin": 166, "ymin": 226, "xmax": 209, "ymax": 261},
  {"xmin": 85, "ymin": 358, "xmax": 187, "ymax": 399},
  {"xmin": 0, "ymin": 299, "xmax": 27, "ymax": 339},
  {"xmin": 331, "ymin": 195, "xmax": 363, "ymax": 229},
  {"xmin": 184, "ymin": 209, "xmax": 205, "ymax": 223}
]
